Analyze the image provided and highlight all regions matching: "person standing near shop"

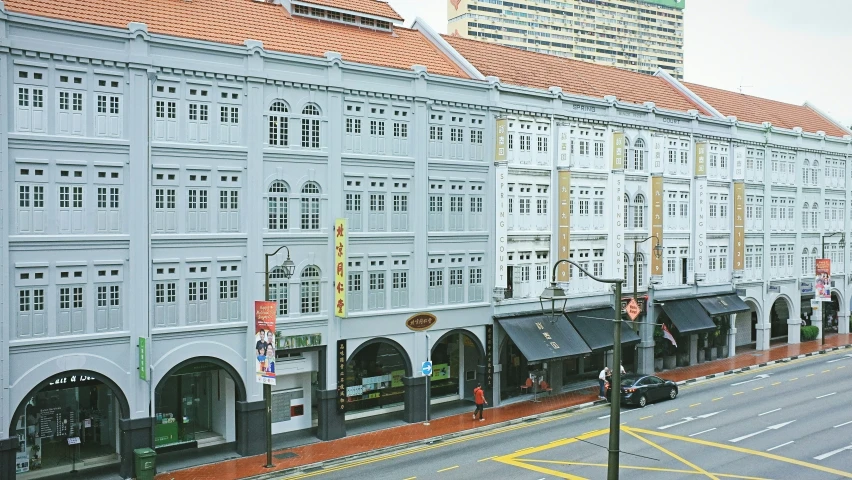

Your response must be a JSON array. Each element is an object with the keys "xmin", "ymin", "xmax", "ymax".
[
  {"xmin": 598, "ymin": 367, "xmax": 610, "ymax": 399},
  {"xmin": 472, "ymin": 384, "xmax": 487, "ymax": 421}
]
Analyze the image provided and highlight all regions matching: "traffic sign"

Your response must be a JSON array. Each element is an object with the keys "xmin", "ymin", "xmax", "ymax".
[
  {"xmin": 625, "ymin": 298, "xmax": 641, "ymax": 321},
  {"xmin": 422, "ymin": 361, "xmax": 433, "ymax": 376}
]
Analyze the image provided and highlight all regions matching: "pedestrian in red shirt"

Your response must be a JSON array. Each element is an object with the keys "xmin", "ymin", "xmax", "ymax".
[{"xmin": 472, "ymin": 384, "xmax": 487, "ymax": 421}]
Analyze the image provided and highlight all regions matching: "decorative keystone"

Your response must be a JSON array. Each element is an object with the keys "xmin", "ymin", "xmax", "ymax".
[
  {"xmin": 603, "ymin": 95, "xmax": 617, "ymax": 103},
  {"xmin": 687, "ymin": 109, "xmax": 699, "ymax": 117},
  {"xmin": 762, "ymin": 121, "xmax": 772, "ymax": 129},
  {"xmin": 727, "ymin": 115, "xmax": 737, "ymax": 123},
  {"xmin": 548, "ymin": 86, "xmax": 562, "ymax": 95},
  {"xmin": 128, "ymin": 22, "xmax": 148, "ymax": 34},
  {"xmin": 411, "ymin": 65, "xmax": 427, "ymax": 76},
  {"xmin": 643, "ymin": 101, "xmax": 656, "ymax": 110},
  {"xmin": 486, "ymin": 75, "xmax": 500, "ymax": 85},
  {"xmin": 324, "ymin": 51, "xmax": 342, "ymax": 61},
  {"xmin": 793, "ymin": 126, "xmax": 803, "ymax": 134},
  {"xmin": 817, "ymin": 130, "xmax": 826, "ymax": 136},
  {"xmin": 244, "ymin": 39, "xmax": 264, "ymax": 50}
]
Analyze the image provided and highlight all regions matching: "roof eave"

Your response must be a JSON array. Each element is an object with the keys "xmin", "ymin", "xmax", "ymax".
[{"xmin": 413, "ymin": 19, "xmax": 485, "ymax": 81}]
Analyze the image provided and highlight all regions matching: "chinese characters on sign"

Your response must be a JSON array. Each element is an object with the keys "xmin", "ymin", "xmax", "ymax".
[
  {"xmin": 337, "ymin": 340, "xmax": 347, "ymax": 412},
  {"xmin": 815, "ymin": 258, "xmax": 831, "ymax": 302},
  {"xmin": 495, "ymin": 118, "xmax": 507, "ymax": 162},
  {"xmin": 334, "ymin": 218, "xmax": 347, "ymax": 318},
  {"xmin": 485, "ymin": 325, "xmax": 494, "ymax": 387},
  {"xmin": 694, "ymin": 141, "xmax": 707, "ymax": 176},
  {"xmin": 733, "ymin": 182, "xmax": 745, "ymax": 270},
  {"xmin": 535, "ymin": 321, "xmax": 560, "ymax": 351},
  {"xmin": 612, "ymin": 132, "xmax": 625, "ymax": 170},
  {"xmin": 405, "ymin": 312, "xmax": 438, "ymax": 331},
  {"xmin": 651, "ymin": 175, "xmax": 664, "ymax": 276},
  {"xmin": 557, "ymin": 170, "xmax": 571, "ymax": 281},
  {"xmin": 254, "ymin": 300, "xmax": 277, "ymax": 385}
]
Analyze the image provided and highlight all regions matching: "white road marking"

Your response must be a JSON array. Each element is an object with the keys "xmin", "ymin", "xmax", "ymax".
[
  {"xmin": 758, "ymin": 408, "xmax": 781, "ymax": 416},
  {"xmin": 657, "ymin": 411, "xmax": 725, "ymax": 430},
  {"xmin": 729, "ymin": 420, "xmax": 795, "ymax": 443},
  {"xmin": 815, "ymin": 444, "xmax": 852, "ymax": 460},
  {"xmin": 834, "ymin": 420, "xmax": 852, "ymax": 428},
  {"xmin": 688, "ymin": 428, "xmax": 716, "ymax": 437},
  {"xmin": 767, "ymin": 441, "xmax": 794, "ymax": 452},
  {"xmin": 731, "ymin": 374, "xmax": 771, "ymax": 386},
  {"xmin": 816, "ymin": 392, "xmax": 837, "ymax": 399},
  {"xmin": 826, "ymin": 354, "xmax": 852, "ymax": 364}
]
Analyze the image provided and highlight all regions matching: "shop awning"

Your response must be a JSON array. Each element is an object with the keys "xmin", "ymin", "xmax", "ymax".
[
  {"xmin": 563, "ymin": 307, "xmax": 641, "ymax": 352},
  {"xmin": 697, "ymin": 294, "xmax": 750, "ymax": 316},
  {"xmin": 660, "ymin": 299, "xmax": 717, "ymax": 335},
  {"xmin": 498, "ymin": 315, "xmax": 592, "ymax": 362}
]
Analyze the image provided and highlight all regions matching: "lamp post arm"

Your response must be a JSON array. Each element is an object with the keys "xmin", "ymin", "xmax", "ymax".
[
  {"xmin": 265, "ymin": 245, "xmax": 291, "ymax": 302},
  {"xmin": 551, "ymin": 258, "xmax": 622, "ymax": 285}
]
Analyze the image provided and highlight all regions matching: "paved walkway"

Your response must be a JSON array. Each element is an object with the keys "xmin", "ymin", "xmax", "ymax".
[{"xmin": 155, "ymin": 334, "xmax": 852, "ymax": 480}]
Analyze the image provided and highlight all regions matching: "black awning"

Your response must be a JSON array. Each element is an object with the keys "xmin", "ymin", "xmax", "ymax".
[
  {"xmin": 660, "ymin": 298, "xmax": 717, "ymax": 335},
  {"xmin": 697, "ymin": 294, "xmax": 750, "ymax": 316},
  {"xmin": 563, "ymin": 307, "xmax": 641, "ymax": 352},
  {"xmin": 498, "ymin": 315, "xmax": 592, "ymax": 362}
]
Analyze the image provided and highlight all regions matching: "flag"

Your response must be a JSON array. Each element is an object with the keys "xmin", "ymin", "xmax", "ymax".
[{"xmin": 661, "ymin": 323, "xmax": 678, "ymax": 348}]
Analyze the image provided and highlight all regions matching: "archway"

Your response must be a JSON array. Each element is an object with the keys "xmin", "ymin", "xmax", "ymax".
[
  {"xmin": 769, "ymin": 295, "xmax": 794, "ymax": 340},
  {"xmin": 429, "ymin": 329, "xmax": 485, "ymax": 402},
  {"xmin": 153, "ymin": 356, "xmax": 246, "ymax": 452},
  {"xmin": 10, "ymin": 370, "xmax": 130, "ymax": 477},
  {"xmin": 734, "ymin": 298, "xmax": 761, "ymax": 346},
  {"xmin": 344, "ymin": 338, "xmax": 412, "ymax": 414},
  {"xmin": 825, "ymin": 290, "xmax": 843, "ymax": 334}
]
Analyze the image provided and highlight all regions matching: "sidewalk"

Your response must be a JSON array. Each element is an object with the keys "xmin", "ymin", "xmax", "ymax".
[{"xmin": 155, "ymin": 334, "xmax": 852, "ymax": 480}]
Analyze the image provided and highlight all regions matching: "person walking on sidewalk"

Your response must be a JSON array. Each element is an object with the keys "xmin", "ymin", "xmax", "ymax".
[
  {"xmin": 598, "ymin": 367, "xmax": 610, "ymax": 399},
  {"xmin": 472, "ymin": 384, "xmax": 487, "ymax": 421}
]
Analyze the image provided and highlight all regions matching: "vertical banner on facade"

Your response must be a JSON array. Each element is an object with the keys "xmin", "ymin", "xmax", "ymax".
[
  {"xmin": 694, "ymin": 141, "xmax": 707, "ymax": 176},
  {"xmin": 557, "ymin": 170, "xmax": 571, "ymax": 281},
  {"xmin": 815, "ymin": 259, "xmax": 831, "ymax": 302},
  {"xmin": 694, "ymin": 142, "xmax": 707, "ymax": 274},
  {"xmin": 334, "ymin": 218, "xmax": 347, "ymax": 318},
  {"xmin": 612, "ymin": 131, "xmax": 625, "ymax": 170},
  {"xmin": 610, "ymin": 170, "xmax": 625, "ymax": 279},
  {"xmin": 254, "ymin": 300, "xmax": 277, "ymax": 385},
  {"xmin": 485, "ymin": 325, "xmax": 494, "ymax": 387},
  {"xmin": 650, "ymin": 134, "xmax": 664, "ymax": 174},
  {"xmin": 558, "ymin": 125, "xmax": 570, "ymax": 167},
  {"xmin": 495, "ymin": 118, "xmax": 508, "ymax": 162},
  {"xmin": 138, "ymin": 338, "xmax": 147, "ymax": 381},
  {"xmin": 650, "ymin": 175, "xmax": 664, "ymax": 276},
  {"xmin": 733, "ymin": 182, "xmax": 745, "ymax": 270},
  {"xmin": 495, "ymin": 164, "xmax": 509, "ymax": 291},
  {"xmin": 733, "ymin": 145, "xmax": 746, "ymax": 181},
  {"xmin": 336, "ymin": 340, "xmax": 347, "ymax": 412}
]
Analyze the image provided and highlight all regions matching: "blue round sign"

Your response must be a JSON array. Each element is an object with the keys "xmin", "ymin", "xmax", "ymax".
[{"xmin": 422, "ymin": 361, "xmax": 433, "ymax": 376}]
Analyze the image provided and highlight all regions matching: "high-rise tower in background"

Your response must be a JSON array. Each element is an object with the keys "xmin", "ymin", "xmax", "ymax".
[{"xmin": 448, "ymin": 0, "xmax": 685, "ymax": 78}]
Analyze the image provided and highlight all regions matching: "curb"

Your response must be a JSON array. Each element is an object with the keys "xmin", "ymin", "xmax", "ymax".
[{"xmin": 241, "ymin": 342, "xmax": 852, "ymax": 479}]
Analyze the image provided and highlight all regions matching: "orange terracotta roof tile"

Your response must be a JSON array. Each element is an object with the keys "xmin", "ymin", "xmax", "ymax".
[
  {"xmin": 298, "ymin": 0, "xmax": 403, "ymax": 21},
  {"xmin": 5, "ymin": 0, "xmax": 465, "ymax": 79},
  {"xmin": 444, "ymin": 35, "xmax": 705, "ymax": 115},
  {"xmin": 683, "ymin": 82, "xmax": 848, "ymax": 138}
]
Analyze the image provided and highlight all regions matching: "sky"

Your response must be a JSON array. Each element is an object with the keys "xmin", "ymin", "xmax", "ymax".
[{"xmin": 387, "ymin": 0, "xmax": 852, "ymax": 128}]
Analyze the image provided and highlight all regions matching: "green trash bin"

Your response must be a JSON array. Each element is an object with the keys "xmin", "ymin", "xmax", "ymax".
[{"xmin": 134, "ymin": 447, "xmax": 156, "ymax": 480}]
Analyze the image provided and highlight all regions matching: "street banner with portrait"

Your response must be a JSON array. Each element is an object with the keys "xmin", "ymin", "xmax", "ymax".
[
  {"xmin": 815, "ymin": 259, "xmax": 831, "ymax": 302},
  {"xmin": 254, "ymin": 300, "xmax": 277, "ymax": 385}
]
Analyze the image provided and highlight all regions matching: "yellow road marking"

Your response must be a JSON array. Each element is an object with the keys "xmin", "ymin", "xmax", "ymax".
[
  {"xmin": 733, "ymin": 392, "xmax": 744, "ymax": 395},
  {"xmin": 520, "ymin": 459, "xmax": 770, "ymax": 479},
  {"xmin": 437, "ymin": 466, "xmax": 458, "ymax": 473},
  {"xmin": 640, "ymin": 416, "xmax": 653, "ymax": 420},
  {"xmin": 790, "ymin": 378, "xmax": 798, "ymax": 381},
  {"xmin": 403, "ymin": 477, "xmax": 416, "ymax": 480},
  {"xmin": 581, "ymin": 430, "xmax": 597, "ymax": 436},
  {"xmin": 666, "ymin": 409, "xmax": 678, "ymax": 413},
  {"xmin": 838, "ymin": 365, "xmax": 846, "ymax": 369},
  {"xmin": 772, "ymin": 382, "xmax": 781, "ymax": 386},
  {"xmin": 822, "ymin": 369, "xmax": 831, "ymax": 373},
  {"xmin": 689, "ymin": 403, "xmax": 701, "ymax": 407},
  {"xmin": 625, "ymin": 428, "xmax": 720, "ymax": 479},
  {"xmin": 807, "ymin": 373, "xmax": 815, "ymax": 377},
  {"xmin": 753, "ymin": 386, "xmax": 764, "ymax": 391},
  {"xmin": 712, "ymin": 397, "xmax": 723, "ymax": 401},
  {"xmin": 477, "ymin": 456, "xmax": 495, "ymax": 462}
]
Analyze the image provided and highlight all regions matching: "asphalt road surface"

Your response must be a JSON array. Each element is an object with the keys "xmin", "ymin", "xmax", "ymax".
[{"xmin": 280, "ymin": 349, "xmax": 852, "ymax": 480}]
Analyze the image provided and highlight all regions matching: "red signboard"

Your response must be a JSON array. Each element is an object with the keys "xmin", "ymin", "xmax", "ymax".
[
  {"xmin": 254, "ymin": 300, "xmax": 277, "ymax": 385},
  {"xmin": 625, "ymin": 298, "xmax": 641, "ymax": 321}
]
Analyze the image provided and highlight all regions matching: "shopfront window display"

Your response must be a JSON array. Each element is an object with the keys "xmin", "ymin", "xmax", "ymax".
[
  {"xmin": 345, "ymin": 343, "xmax": 407, "ymax": 412},
  {"xmin": 154, "ymin": 364, "xmax": 216, "ymax": 448}
]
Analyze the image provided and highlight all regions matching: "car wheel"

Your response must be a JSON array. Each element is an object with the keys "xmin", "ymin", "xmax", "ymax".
[
  {"xmin": 669, "ymin": 388, "xmax": 678, "ymax": 400},
  {"xmin": 638, "ymin": 395, "xmax": 647, "ymax": 408}
]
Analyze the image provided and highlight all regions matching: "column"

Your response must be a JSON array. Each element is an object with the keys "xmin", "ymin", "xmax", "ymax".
[
  {"xmin": 317, "ymin": 389, "xmax": 345, "ymax": 441},
  {"xmin": 787, "ymin": 317, "xmax": 801, "ymax": 344},
  {"xmin": 403, "ymin": 376, "xmax": 427, "ymax": 423},
  {"xmin": 490, "ymin": 364, "xmax": 502, "ymax": 407},
  {"xmin": 235, "ymin": 400, "xmax": 265, "ymax": 456},
  {"xmin": 839, "ymin": 311, "xmax": 850, "ymax": 335},
  {"xmin": 119, "ymin": 418, "xmax": 153, "ymax": 478},
  {"xmin": 688, "ymin": 334, "xmax": 698, "ymax": 365},
  {"xmin": 637, "ymin": 284, "xmax": 656, "ymax": 375},
  {"xmin": 755, "ymin": 306, "xmax": 772, "ymax": 350},
  {"xmin": 727, "ymin": 313, "xmax": 737, "ymax": 358},
  {"xmin": 0, "ymin": 437, "xmax": 19, "ymax": 480},
  {"xmin": 813, "ymin": 315, "xmax": 825, "ymax": 343}
]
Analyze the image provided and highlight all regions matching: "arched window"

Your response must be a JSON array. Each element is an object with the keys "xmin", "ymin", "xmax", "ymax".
[
  {"xmin": 802, "ymin": 160, "xmax": 810, "ymax": 185},
  {"xmin": 301, "ymin": 104, "xmax": 321, "ymax": 149},
  {"xmin": 301, "ymin": 182, "xmax": 321, "ymax": 230},
  {"xmin": 633, "ymin": 138, "xmax": 646, "ymax": 171},
  {"xmin": 268, "ymin": 181, "xmax": 289, "ymax": 230},
  {"xmin": 300, "ymin": 266, "xmax": 321, "ymax": 314},
  {"xmin": 636, "ymin": 253, "xmax": 645, "ymax": 286},
  {"xmin": 268, "ymin": 101, "xmax": 289, "ymax": 146},
  {"xmin": 624, "ymin": 193, "xmax": 630, "ymax": 228},
  {"xmin": 634, "ymin": 194, "xmax": 646, "ymax": 229},
  {"xmin": 811, "ymin": 203, "xmax": 819, "ymax": 230},
  {"xmin": 623, "ymin": 139, "xmax": 630, "ymax": 170},
  {"xmin": 802, "ymin": 202, "xmax": 809, "ymax": 229},
  {"xmin": 811, "ymin": 160, "xmax": 820, "ymax": 186},
  {"xmin": 624, "ymin": 253, "xmax": 630, "ymax": 284},
  {"xmin": 269, "ymin": 266, "xmax": 289, "ymax": 316}
]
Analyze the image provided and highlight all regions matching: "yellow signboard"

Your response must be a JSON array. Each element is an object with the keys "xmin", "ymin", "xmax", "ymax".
[
  {"xmin": 495, "ymin": 118, "xmax": 508, "ymax": 162},
  {"xmin": 612, "ymin": 132, "xmax": 625, "ymax": 170},
  {"xmin": 557, "ymin": 170, "xmax": 571, "ymax": 281},
  {"xmin": 733, "ymin": 182, "xmax": 745, "ymax": 270},
  {"xmin": 651, "ymin": 176, "xmax": 664, "ymax": 276},
  {"xmin": 334, "ymin": 218, "xmax": 347, "ymax": 318},
  {"xmin": 694, "ymin": 141, "xmax": 707, "ymax": 176}
]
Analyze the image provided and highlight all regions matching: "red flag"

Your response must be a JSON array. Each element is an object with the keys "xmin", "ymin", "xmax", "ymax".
[{"xmin": 661, "ymin": 323, "xmax": 678, "ymax": 348}]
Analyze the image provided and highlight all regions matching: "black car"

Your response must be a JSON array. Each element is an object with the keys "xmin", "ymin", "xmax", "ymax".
[{"xmin": 605, "ymin": 374, "xmax": 678, "ymax": 407}]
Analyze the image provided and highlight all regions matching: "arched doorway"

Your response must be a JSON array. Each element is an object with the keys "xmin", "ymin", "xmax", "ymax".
[
  {"xmin": 735, "ymin": 298, "xmax": 761, "ymax": 346},
  {"xmin": 429, "ymin": 330, "xmax": 485, "ymax": 402},
  {"xmin": 344, "ymin": 338, "xmax": 412, "ymax": 414},
  {"xmin": 153, "ymin": 357, "xmax": 245, "ymax": 452},
  {"xmin": 769, "ymin": 296, "xmax": 793, "ymax": 340},
  {"xmin": 825, "ymin": 291, "xmax": 842, "ymax": 334},
  {"xmin": 10, "ymin": 370, "xmax": 129, "ymax": 478}
]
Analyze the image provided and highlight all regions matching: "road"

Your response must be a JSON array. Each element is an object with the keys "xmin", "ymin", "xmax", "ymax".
[{"xmin": 279, "ymin": 350, "xmax": 852, "ymax": 480}]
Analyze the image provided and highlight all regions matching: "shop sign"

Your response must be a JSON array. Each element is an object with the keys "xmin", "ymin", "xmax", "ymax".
[
  {"xmin": 733, "ymin": 182, "xmax": 745, "ymax": 270},
  {"xmin": 495, "ymin": 118, "xmax": 508, "ymax": 162},
  {"xmin": 799, "ymin": 280, "xmax": 813, "ymax": 295},
  {"xmin": 138, "ymin": 337, "xmax": 147, "ymax": 381},
  {"xmin": 334, "ymin": 218, "xmax": 348, "ymax": 318},
  {"xmin": 254, "ymin": 300, "xmax": 277, "ymax": 386},
  {"xmin": 650, "ymin": 175, "xmax": 664, "ymax": 276},
  {"xmin": 557, "ymin": 170, "xmax": 571, "ymax": 281},
  {"xmin": 612, "ymin": 132, "xmax": 625, "ymax": 170},
  {"xmin": 277, "ymin": 333, "xmax": 323, "ymax": 350},
  {"xmin": 336, "ymin": 340, "xmax": 347, "ymax": 412},
  {"xmin": 44, "ymin": 373, "xmax": 100, "ymax": 392},
  {"xmin": 815, "ymin": 259, "xmax": 831, "ymax": 302},
  {"xmin": 405, "ymin": 312, "xmax": 437, "ymax": 331},
  {"xmin": 485, "ymin": 325, "xmax": 494, "ymax": 387}
]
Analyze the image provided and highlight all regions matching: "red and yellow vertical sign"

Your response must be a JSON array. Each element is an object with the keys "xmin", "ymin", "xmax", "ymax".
[
  {"xmin": 334, "ymin": 218, "xmax": 347, "ymax": 318},
  {"xmin": 733, "ymin": 182, "xmax": 745, "ymax": 270},
  {"xmin": 557, "ymin": 170, "xmax": 571, "ymax": 281},
  {"xmin": 254, "ymin": 300, "xmax": 277, "ymax": 385},
  {"xmin": 651, "ymin": 176, "xmax": 664, "ymax": 276}
]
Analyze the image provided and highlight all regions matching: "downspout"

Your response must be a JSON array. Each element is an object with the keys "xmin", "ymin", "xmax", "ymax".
[{"xmin": 145, "ymin": 68, "xmax": 157, "ymax": 434}]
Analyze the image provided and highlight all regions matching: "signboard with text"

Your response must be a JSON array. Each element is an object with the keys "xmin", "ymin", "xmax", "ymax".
[
  {"xmin": 138, "ymin": 337, "xmax": 147, "ymax": 380},
  {"xmin": 650, "ymin": 175, "xmax": 664, "ymax": 276},
  {"xmin": 334, "ymin": 218, "xmax": 348, "ymax": 317},
  {"xmin": 557, "ymin": 170, "xmax": 571, "ymax": 281},
  {"xmin": 254, "ymin": 300, "xmax": 277, "ymax": 385},
  {"xmin": 815, "ymin": 259, "xmax": 831, "ymax": 302}
]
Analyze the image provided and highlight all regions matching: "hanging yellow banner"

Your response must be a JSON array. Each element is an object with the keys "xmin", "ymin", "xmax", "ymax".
[
  {"xmin": 733, "ymin": 182, "xmax": 745, "ymax": 271},
  {"xmin": 557, "ymin": 170, "xmax": 571, "ymax": 281},
  {"xmin": 651, "ymin": 176, "xmax": 664, "ymax": 276}
]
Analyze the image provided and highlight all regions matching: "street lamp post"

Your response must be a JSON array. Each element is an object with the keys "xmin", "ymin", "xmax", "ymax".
[
  {"xmin": 820, "ymin": 233, "xmax": 844, "ymax": 348},
  {"xmin": 539, "ymin": 259, "xmax": 624, "ymax": 480},
  {"xmin": 633, "ymin": 235, "xmax": 663, "ymax": 304},
  {"xmin": 263, "ymin": 246, "xmax": 296, "ymax": 468}
]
